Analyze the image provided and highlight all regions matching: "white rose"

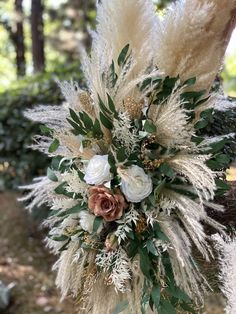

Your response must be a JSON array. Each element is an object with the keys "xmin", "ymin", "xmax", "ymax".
[
  {"xmin": 84, "ymin": 155, "xmax": 112, "ymax": 185},
  {"xmin": 78, "ymin": 211, "xmax": 96, "ymax": 234},
  {"xmin": 118, "ymin": 165, "xmax": 153, "ymax": 203}
]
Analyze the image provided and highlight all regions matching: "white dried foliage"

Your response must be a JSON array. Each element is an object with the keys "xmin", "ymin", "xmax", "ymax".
[
  {"xmin": 51, "ymin": 198, "xmax": 78, "ymax": 212},
  {"xmin": 149, "ymin": 87, "xmax": 194, "ymax": 149},
  {"xmin": 95, "ymin": 249, "xmax": 131, "ymax": 292},
  {"xmin": 159, "ymin": 215, "xmax": 209, "ymax": 303},
  {"xmin": 18, "ymin": 176, "xmax": 58, "ymax": 210},
  {"xmin": 156, "ymin": 0, "xmax": 236, "ymax": 91},
  {"xmin": 213, "ymin": 234, "xmax": 236, "ymax": 314},
  {"xmin": 85, "ymin": 269, "xmax": 143, "ymax": 314},
  {"xmin": 169, "ymin": 153, "xmax": 216, "ymax": 201},
  {"xmin": 112, "ymin": 112, "xmax": 139, "ymax": 154},
  {"xmin": 61, "ymin": 169, "xmax": 88, "ymax": 202},
  {"xmin": 115, "ymin": 205, "xmax": 139, "ymax": 244},
  {"xmin": 81, "ymin": 0, "xmax": 159, "ymax": 110}
]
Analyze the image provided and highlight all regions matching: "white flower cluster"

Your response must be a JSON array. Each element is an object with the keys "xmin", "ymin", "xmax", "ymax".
[
  {"xmin": 95, "ymin": 248, "xmax": 131, "ymax": 292},
  {"xmin": 115, "ymin": 205, "xmax": 139, "ymax": 244},
  {"xmin": 84, "ymin": 155, "xmax": 153, "ymax": 203}
]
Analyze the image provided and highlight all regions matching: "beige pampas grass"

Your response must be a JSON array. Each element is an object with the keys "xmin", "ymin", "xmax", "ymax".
[
  {"xmin": 84, "ymin": 260, "xmax": 145, "ymax": 314},
  {"xmin": 81, "ymin": 0, "xmax": 159, "ymax": 112},
  {"xmin": 169, "ymin": 153, "xmax": 216, "ymax": 201},
  {"xmin": 156, "ymin": 0, "xmax": 236, "ymax": 91},
  {"xmin": 149, "ymin": 86, "xmax": 194, "ymax": 149},
  {"xmin": 159, "ymin": 215, "xmax": 209, "ymax": 303},
  {"xmin": 213, "ymin": 234, "xmax": 236, "ymax": 314}
]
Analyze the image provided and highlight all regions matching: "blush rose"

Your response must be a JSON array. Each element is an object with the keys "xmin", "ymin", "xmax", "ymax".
[{"xmin": 88, "ymin": 186, "xmax": 127, "ymax": 222}]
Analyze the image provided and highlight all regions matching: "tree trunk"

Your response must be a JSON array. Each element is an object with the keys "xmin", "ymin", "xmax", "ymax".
[
  {"xmin": 31, "ymin": 0, "xmax": 45, "ymax": 73},
  {"xmin": 15, "ymin": 0, "xmax": 26, "ymax": 77}
]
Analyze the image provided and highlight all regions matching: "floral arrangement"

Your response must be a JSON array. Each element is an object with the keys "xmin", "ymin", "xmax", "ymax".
[{"xmin": 20, "ymin": 0, "xmax": 236, "ymax": 313}]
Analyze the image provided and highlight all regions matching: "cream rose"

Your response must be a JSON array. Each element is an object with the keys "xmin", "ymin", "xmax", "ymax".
[
  {"xmin": 84, "ymin": 155, "xmax": 112, "ymax": 185},
  {"xmin": 118, "ymin": 165, "xmax": 153, "ymax": 203}
]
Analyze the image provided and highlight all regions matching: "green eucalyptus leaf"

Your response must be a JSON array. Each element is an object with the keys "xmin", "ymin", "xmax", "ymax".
[
  {"xmin": 40, "ymin": 125, "xmax": 53, "ymax": 135},
  {"xmin": 48, "ymin": 138, "xmax": 60, "ymax": 153},
  {"xmin": 57, "ymin": 204, "xmax": 87, "ymax": 217},
  {"xmin": 117, "ymin": 147, "xmax": 127, "ymax": 162},
  {"xmin": 47, "ymin": 167, "xmax": 58, "ymax": 182},
  {"xmin": 146, "ymin": 240, "xmax": 158, "ymax": 256},
  {"xmin": 139, "ymin": 248, "xmax": 151, "ymax": 279},
  {"xmin": 194, "ymin": 119, "xmax": 209, "ymax": 130},
  {"xmin": 118, "ymin": 44, "xmax": 130, "ymax": 66},
  {"xmin": 100, "ymin": 112, "xmax": 113, "ymax": 130},
  {"xmin": 144, "ymin": 120, "xmax": 157, "ymax": 133},
  {"xmin": 81, "ymin": 111, "xmax": 94, "ymax": 130},
  {"xmin": 50, "ymin": 234, "xmax": 68, "ymax": 242},
  {"xmin": 98, "ymin": 94, "xmax": 111, "ymax": 115},
  {"xmin": 93, "ymin": 216, "xmax": 103, "ymax": 232},
  {"xmin": 109, "ymin": 60, "xmax": 118, "ymax": 87},
  {"xmin": 107, "ymin": 93, "xmax": 116, "ymax": 114},
  {"xmin": 167, "ymin": 286, "xmax": 190, "ymax": 302},
  {"xmin": 113, "ymin": 300, "xmax": 129, "ymax": 314},
  {"xmin": 159, "ymin": 299, "xmax": 176, "ymax": 314},
  {"xmin": 67, "ymin": 118, "xmax": 87, "ymax": 135},
  {"xmin": 151, "ymin": 284, "xmax": 161, "ymax": 309},
  {"xmin": 180, "ymin": 302, "xmax": 196, "ymax": 313},
  {"xmin": 69, "ymin": 108, "xmax": 83, "ymax": 127},
  {"xmin": 159, "ymin": 163, "xmax": 175, "ymax": 178},
  {"xmin": 154, "ymin": 180, "xmax": 166, "ymax": 199},
  {"xmin": 183, "ymin": 77, "xmax": 196, "ymax": 87},
  {"xmin": 215, "ymin": 179, "xmax": 231, "ymax": 191},
  {"xmin": 93, "ymin": 119, "xmax": 103, "ymax": 138}
]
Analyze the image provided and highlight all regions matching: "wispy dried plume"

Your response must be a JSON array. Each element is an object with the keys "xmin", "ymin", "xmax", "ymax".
[
  {"xmin": 156, "ymin": 0, "xmax": 236, "ymax": 91},
  {"xmin": 213, "ymin": 234, "xmax": 236, "ymax": 314},
  {"xmin": 81, "ymin": 0, "xmax": 159, "ymax": 110}
]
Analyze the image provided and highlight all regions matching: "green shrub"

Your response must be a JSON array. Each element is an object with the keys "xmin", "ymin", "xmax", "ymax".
[{"xmin": 0, "ymin": 63, "xmax": 82, "ymax": 190}]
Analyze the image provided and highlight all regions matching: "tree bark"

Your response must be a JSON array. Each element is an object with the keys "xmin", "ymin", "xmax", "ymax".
[
  {"xmin": 31, "ymin": 0, "xmax": 45, "ymax": 73},
  {"xmin": 15, "ymin": 0, "xmax": 26, "ymax": 77}
]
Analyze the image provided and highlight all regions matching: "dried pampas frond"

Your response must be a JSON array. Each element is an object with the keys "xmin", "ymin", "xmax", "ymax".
[
  {"xmin": 149, "ymin": 86, "xmax": 194, "ymax": 149},
  {"xmin": 18, "ymin": 176, "xmax": 58, "ymax": 210},
  {"xmin": 159, "ymin": 216, "xmax": 209, "ymax": 303},
  {"xmin": 169, "ymin": 153, "xmax": 216, "ymax": 201},
  {"xmin": 85, "ymin": 260, "xmax": 144, "ymax": 314},
  {"xmin": 24, "ymin": 105, "xmax": 68, "ymax": 130},
  {"xmin": 81, "ymin": 0, "xmax": 159, "ymax": 110},
  {"xmin": 213, "ymin": 234, "xmax": 236, "ymax": 314},
  {"xmin": 156, "ymin": 0, "xmax": 236, "ymax": 91}
]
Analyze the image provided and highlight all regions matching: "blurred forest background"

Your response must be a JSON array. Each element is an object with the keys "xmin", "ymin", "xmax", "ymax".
[{"xmin": 0, "ymin": 0, "xmax": 235, "ymax": 313}]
